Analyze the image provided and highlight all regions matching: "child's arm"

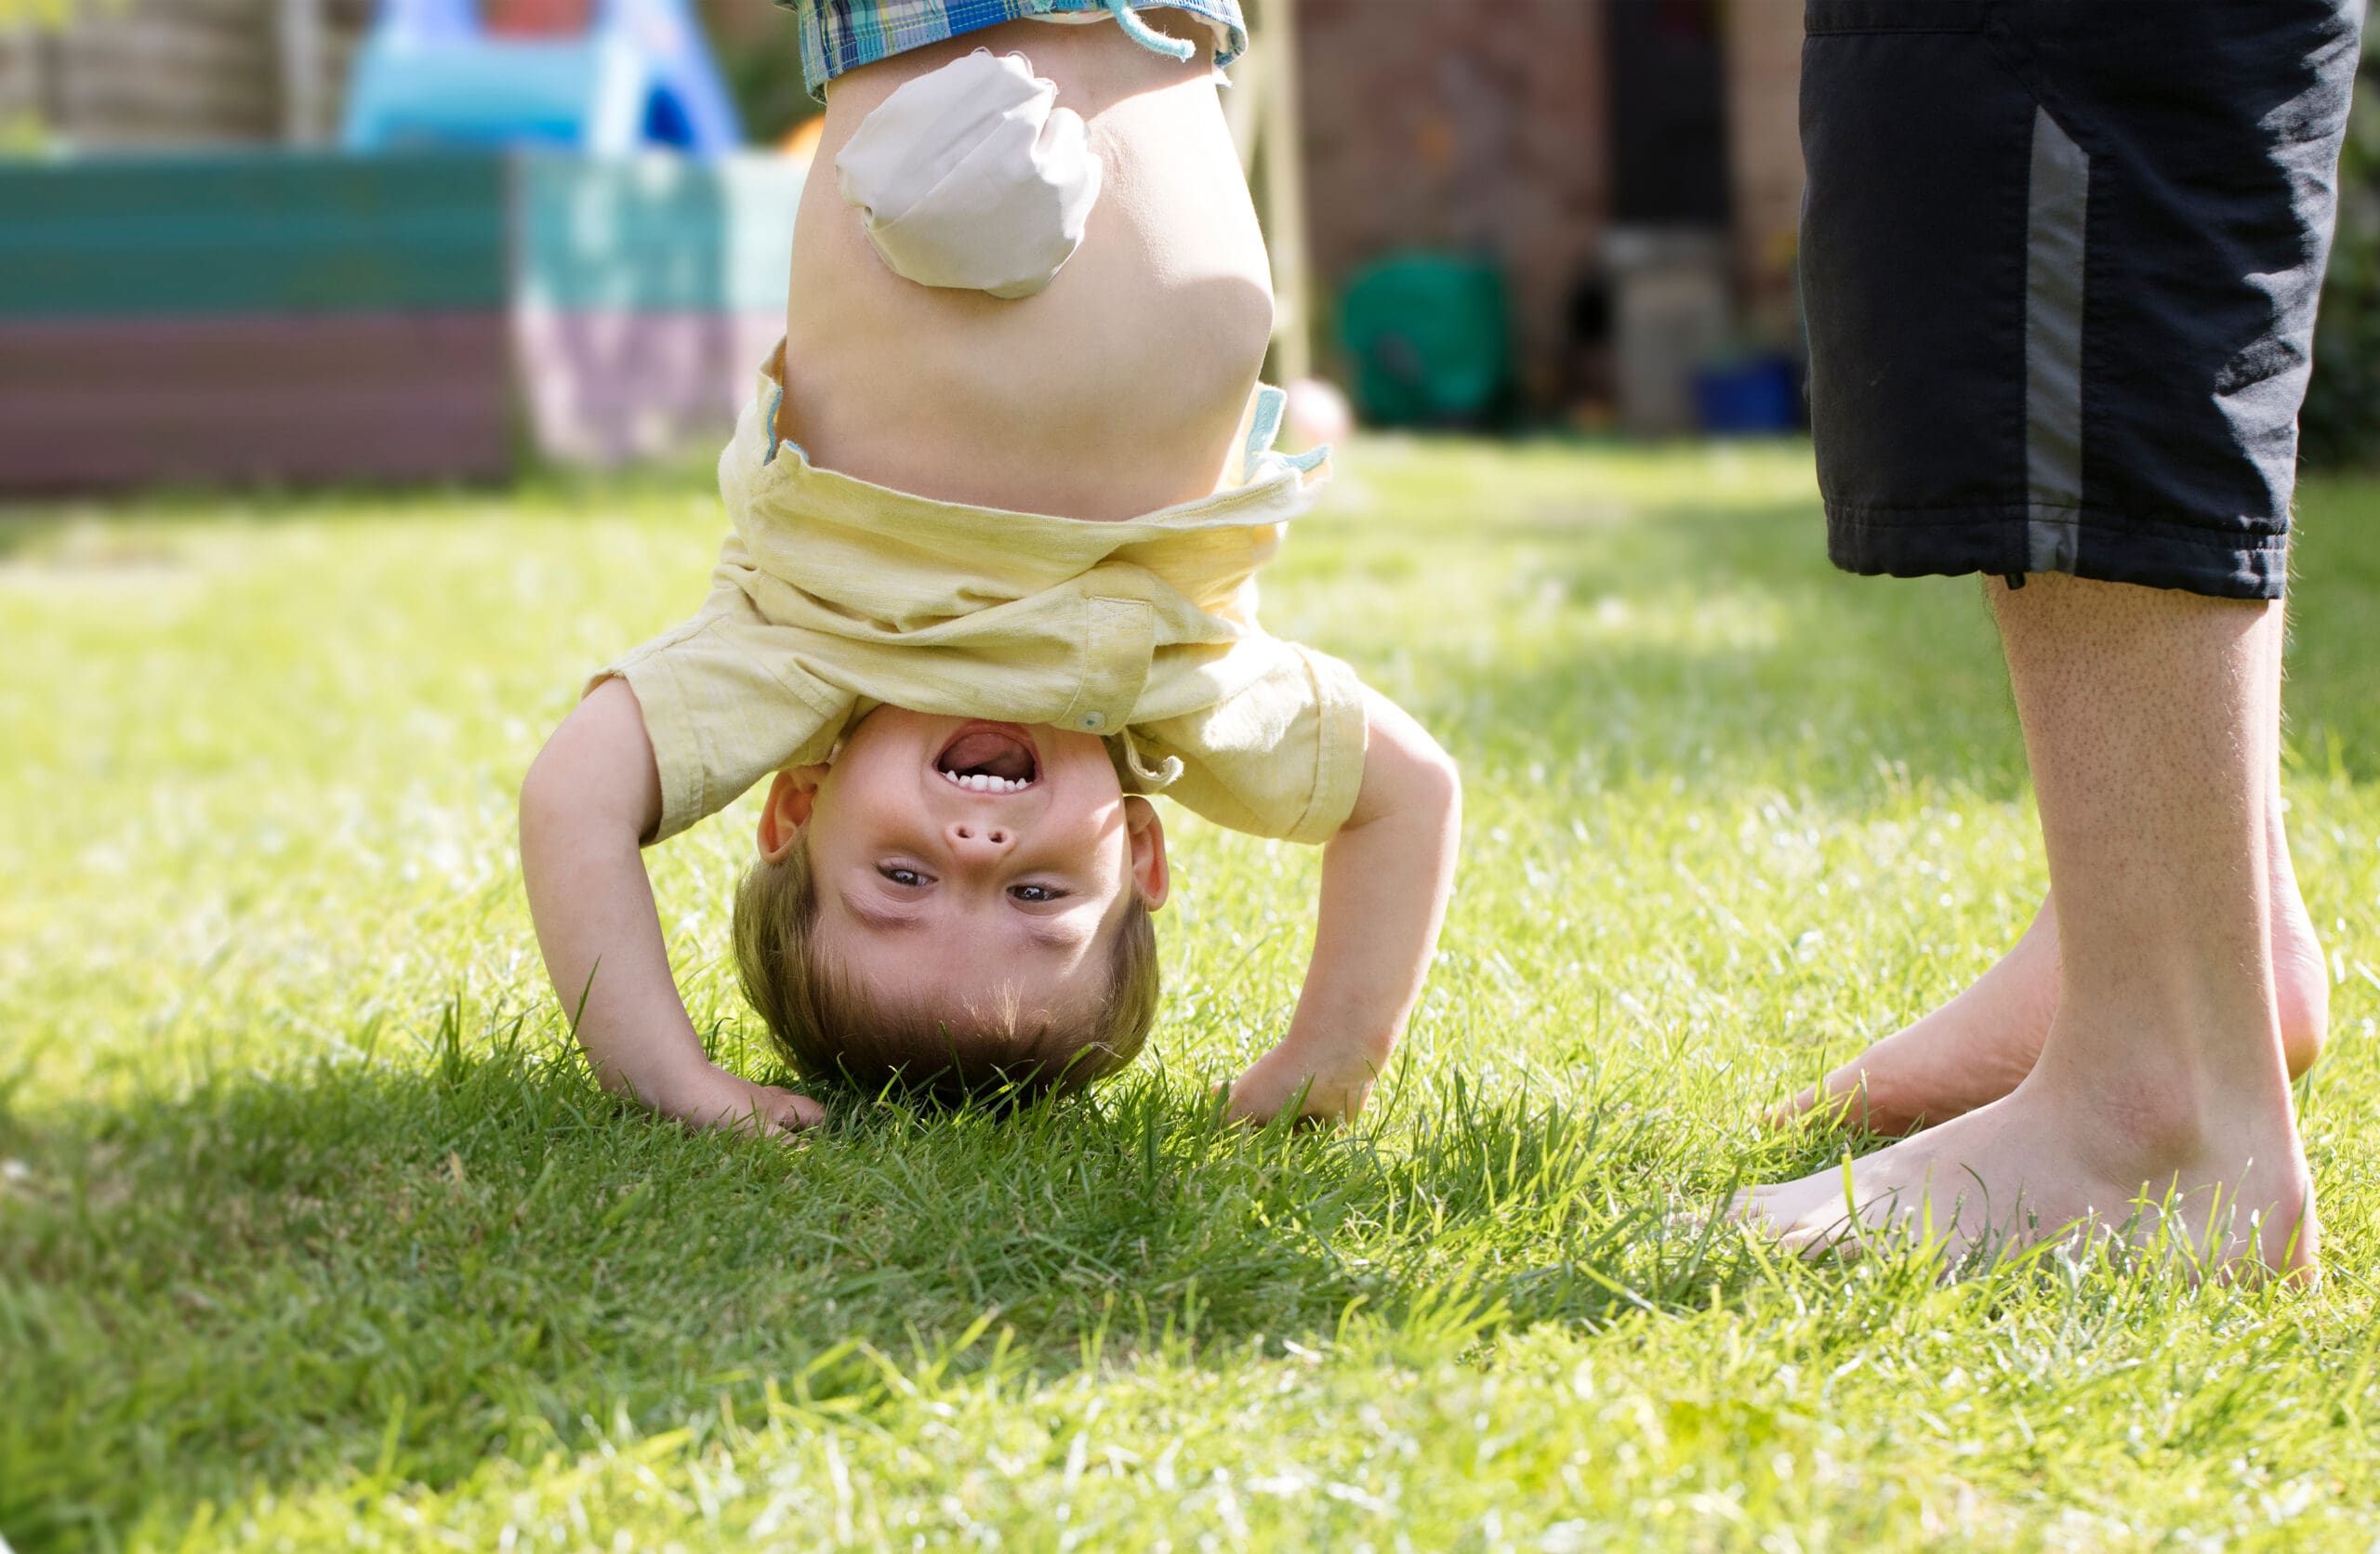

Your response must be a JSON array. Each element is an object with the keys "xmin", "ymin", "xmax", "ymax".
[
  {"xmin": 519, "ymin": 678, "xmax": 824, "ymax": 1137},
  {"xmin": 1225, "ymin": 689, "xmax": 1461, "ymax": 1125}
]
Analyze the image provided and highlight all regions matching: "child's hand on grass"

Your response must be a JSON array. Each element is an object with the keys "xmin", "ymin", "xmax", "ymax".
[
  {"xmin": 1223, "ymin": 1040, "xmax": 1388, "ymax": 1127},
  {"xmin": 1231, "ymin": 688, "xmax": 1457, "ymax": 1131},
  {"xmin": 524, "ymin": 683, "xmax": 824, "ymax": 1143},
  {"xmin": 654, "ymin": 1061, "xmax": 826, "ymax": 1139}
]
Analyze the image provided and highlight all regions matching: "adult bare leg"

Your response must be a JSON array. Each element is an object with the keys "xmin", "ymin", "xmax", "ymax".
[
  {"xmin": 1770, "ymin": 607, "xmax": 2328, "ymax": 1136},
  {"xmin": 1740, "ymin": 574, "xmax": 2318, "ymax": 1278}
]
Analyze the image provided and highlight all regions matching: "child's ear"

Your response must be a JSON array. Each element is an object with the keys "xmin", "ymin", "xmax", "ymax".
[
  {"xmin": 757, "ymin": 767, "xmax": 827, "ymax": 863},
  {"xmin": 1122, "ymin": 796, "xmax": 1170, "ymax": 911}
]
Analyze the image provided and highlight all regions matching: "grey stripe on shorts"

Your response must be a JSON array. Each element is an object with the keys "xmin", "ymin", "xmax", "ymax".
[{"xmin": 2024, "ymin": 104, "xmax": 2090, "ymax": 574}]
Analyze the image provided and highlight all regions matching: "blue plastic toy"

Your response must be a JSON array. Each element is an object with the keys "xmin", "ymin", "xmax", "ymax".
[{"xmin": 343, "ymin": 0, "xmax": 743, "ymax": 158}]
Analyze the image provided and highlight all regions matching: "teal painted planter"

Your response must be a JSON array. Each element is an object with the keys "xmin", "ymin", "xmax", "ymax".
[
  {"xmin": 0, "ymin": 147, "xmax": 808, "ymax": 487},
  {"xmin": 0, "ymin": 148, "xmax": 804, "ymax": 320},
  {"xmin": 515, "ymin": 151, "xmax": 800, "ymax": 314},
  {"xmin": 0, "ymin": 151, "xmax": 509, "ymax": 319}
]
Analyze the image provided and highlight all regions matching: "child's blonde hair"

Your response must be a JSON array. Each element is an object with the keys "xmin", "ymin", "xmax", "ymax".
[{"xmin": 732, "ymin": 841, "xmax": 1160, "ymax": 1103}]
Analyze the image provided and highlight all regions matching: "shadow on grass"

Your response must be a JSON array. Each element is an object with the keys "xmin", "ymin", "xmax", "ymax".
[
  {"xmin": 0, "ymin": 1007, "xmax": 1792, "ymax": 1550},
  {"xmin": 14, "ymin": 458, "xmax": 2379, "ymax": 1548},
  {"xmin": 0, "ymin": 450, "xmax": 725, "ymax": 573}
]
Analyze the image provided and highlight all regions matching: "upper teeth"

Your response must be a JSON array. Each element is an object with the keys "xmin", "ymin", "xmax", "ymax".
[{"xmin": 942, "ymin": 770, "xmax": 1030, "ymax": 793}]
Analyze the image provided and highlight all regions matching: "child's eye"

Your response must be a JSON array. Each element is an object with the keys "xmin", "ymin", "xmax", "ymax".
[
  {"xmin": 879, "ymin": 865, "xmax": 928, "ymax": 888},
  {"xmin": 1009, "ymin": 883, "xmax": 1064, "ymax": 903}
]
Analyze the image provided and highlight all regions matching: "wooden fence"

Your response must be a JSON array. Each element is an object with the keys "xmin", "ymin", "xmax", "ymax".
[{"xmin": 0, "ymin": 0, "xmax": 370, "ymax": 149}]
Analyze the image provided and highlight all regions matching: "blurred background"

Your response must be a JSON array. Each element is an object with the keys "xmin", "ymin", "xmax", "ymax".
[{"xmin": 0, "ymin": 0, "xmax": 2373, "ymax": 492}]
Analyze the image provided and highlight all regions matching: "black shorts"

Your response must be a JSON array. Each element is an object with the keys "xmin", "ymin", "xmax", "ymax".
[{"xmin": 1800, "ymin": 0, "xmax": 2363, "ymax": 599}]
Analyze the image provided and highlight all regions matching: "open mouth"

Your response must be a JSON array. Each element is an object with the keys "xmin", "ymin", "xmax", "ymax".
[{"xmin": 933, "ymin": 723, "xmax": 1040, "ymax": 794}]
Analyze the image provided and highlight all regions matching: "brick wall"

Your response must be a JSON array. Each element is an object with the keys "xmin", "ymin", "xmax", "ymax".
[
  {"xmin": 1724, "ymin": 0, "xmax": 1806, "ymax": 346},
  {"xmin": 1294, "ymin": 0, "xmax": 1608, "ymax": 409},
  {"xmin": 1290, "ymin": 0, "xmax": 1805, "ymax": 415}
]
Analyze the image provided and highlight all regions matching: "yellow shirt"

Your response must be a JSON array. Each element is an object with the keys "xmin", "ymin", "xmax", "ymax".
[{"xmin": 600, "ymin": 355, "xmax": 1368, "ymax": 846}]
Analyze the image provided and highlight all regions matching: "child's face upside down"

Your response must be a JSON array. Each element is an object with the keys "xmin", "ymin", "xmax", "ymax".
[{"xmin": 757, "ymin": 707, "xmax": 1170, "ymax": 1047}]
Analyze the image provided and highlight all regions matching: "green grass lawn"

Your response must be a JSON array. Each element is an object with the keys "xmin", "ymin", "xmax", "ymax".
[{"xmin": 7, "ymin": 439, "xmax": 2380, "ymax": 1551}]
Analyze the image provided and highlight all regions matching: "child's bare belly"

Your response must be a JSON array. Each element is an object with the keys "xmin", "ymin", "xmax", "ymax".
[{"xmin": 781, "ymin": 14, "xmax": 1275, "ymax": 521}]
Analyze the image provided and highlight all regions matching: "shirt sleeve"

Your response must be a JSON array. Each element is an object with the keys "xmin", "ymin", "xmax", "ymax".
[
  {"xmin": 1130, "ymin": 640, "xmax": 1369, "ymax": 845},
  {"xmin": 588, "ymin": 575, "xmax": 853, "ymax": 844}
]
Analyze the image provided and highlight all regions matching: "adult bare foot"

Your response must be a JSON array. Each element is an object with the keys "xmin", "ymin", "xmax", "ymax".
[
  {"xmin": 1777, "ymin": 585, "xmax": 2330, "ymax": 1139},
  {"xmin": 1773, "ymin": 845, "xmax": 2330, "ymax": 1136},
  {"xmin": 1747, "ymin": 576, "xmax": 2319, "ymax": 1283},
  {"xmin": 1772, "ymin": 893, "xmax": 2061, "ymax": 1134},
  {"xmin": 1739, "ymin": 1016, "xmax": 2320, "ymax": 1281}
]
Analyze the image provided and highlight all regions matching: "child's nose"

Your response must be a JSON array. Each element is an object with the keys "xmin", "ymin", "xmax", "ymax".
[{"xmin": 948, "ymin": 820, "xmax": 1013, "ymax": 855}]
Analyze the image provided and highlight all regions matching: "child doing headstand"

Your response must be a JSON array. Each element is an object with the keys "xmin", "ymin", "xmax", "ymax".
[{"xmin": 518, "ymin": 2, "xmax": 1460, "ymax": 1133}]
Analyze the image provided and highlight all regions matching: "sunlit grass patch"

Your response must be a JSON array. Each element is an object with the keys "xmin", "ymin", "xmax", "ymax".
[{"xmin": 5, "ymin": 440, "xmax": 2378, "ymax": 1550}]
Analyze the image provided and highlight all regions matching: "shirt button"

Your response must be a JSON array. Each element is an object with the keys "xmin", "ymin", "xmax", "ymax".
[{"xmin": 1080, "ymin": 713, "xmax": 1104, "ymax": 730}]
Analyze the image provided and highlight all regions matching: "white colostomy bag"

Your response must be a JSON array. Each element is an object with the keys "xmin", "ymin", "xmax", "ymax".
[{"xmin": 834, "ymin": 49, "xmax": 1103, "ymax": 300}]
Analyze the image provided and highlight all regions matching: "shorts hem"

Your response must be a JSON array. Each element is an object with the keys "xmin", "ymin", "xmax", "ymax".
[
  {"xmin": 1825, "ymin": 502, "xmax": 2288, "ymax": 600},
  {"xmin": 795, "ymin": 0, "xmax": 1250, "ymax": 99}
]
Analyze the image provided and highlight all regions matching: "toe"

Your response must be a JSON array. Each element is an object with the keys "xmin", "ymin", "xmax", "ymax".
[
  {"xmin": 1764, "ymin": 1083, "xmax": 1822, "ymax": 1128},
  {"xmin": 1731, "ymin": 1170, "xmax": 1843, "ymax": 1235},
  {"xmin": 1765, "ymin": 1163, "xmax": 1858, "ymax": 1227},
  {"xmin": 1726, "ymin": 1185, "xmax": 1774, "ymax": 1227},
  {"xmin": 1781, "ymin": 1214, "xmax": 1862, "ymax": 1261}
]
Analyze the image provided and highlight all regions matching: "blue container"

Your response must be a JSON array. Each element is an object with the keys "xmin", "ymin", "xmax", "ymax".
[{"xmin": 1691, "ymin": 353, "xmax": 1802, "ymax": 435}]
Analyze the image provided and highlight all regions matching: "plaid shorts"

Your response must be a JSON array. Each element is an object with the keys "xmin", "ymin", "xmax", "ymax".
[{"xmin": 779, "ymin": 0, "xmax": 1249, "ymax": 100}]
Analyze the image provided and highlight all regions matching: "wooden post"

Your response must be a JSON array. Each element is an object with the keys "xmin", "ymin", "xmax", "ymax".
[
  {"xmin": 1251, "ymin": 0, "xmax": 1313, "ymax": 383},
  {"xmin": 277, "ymin": 0, "xmax": 324, "ymax": 144}
]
